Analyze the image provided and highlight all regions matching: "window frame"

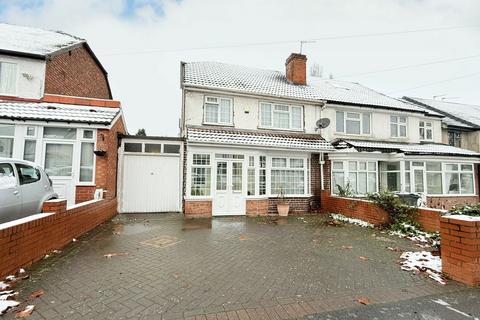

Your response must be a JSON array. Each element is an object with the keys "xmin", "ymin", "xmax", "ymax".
[
  {"xmin": 390, "ymin": 115, "xmax": 408, "ymax": 138},
  {"xmin": 419, "ymin": 121, "xmax": 433, "ymax": 141},
  {"xmin": 448, "ymin": 131, "xmax": 462, "ymax": 147},
  {"xmin": 190, "ymin": 153, "xmax": 212, "ymax": 197},
  {"xmin": 203, "ymin": 96, "xmax": 234, "ymax": 126},
  {"xmin": 0, "ymin": 123, "xmax": 15, "ymax": 158},
  {"xmin": 259, "ymin": 102, "xmax": 304, "ymax": 131},
  {"xmin": 332, "ymin": 160, "xmax": 378, "ymax": 195},
  {"xmin": 335, "ymin": 110, "xmax": 371, "ymax": 135},
  {"xmin": 0, "ymin": 61, "xmax": 18, "ymax": 96},
  {"xmin": 270, "ymin": 156, "xmax": 308, "ymax": 196}
]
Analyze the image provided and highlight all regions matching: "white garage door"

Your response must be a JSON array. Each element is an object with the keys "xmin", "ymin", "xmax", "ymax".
[{"xmin": 120, "ymin": 154, "xmax": 181, "ymax": 213}]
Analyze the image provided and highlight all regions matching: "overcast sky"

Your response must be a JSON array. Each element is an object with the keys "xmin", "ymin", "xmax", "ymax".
[{"xmin": 0, "ymin": 0, "xmax": 479, "ymax": 136}]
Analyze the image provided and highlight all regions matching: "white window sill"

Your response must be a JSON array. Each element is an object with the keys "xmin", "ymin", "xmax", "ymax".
[
  {"xmin": 258, "ymin": 126, "xmax": 304, "ymax": 132},
  {"xmin": 202, "ymin": 122, "xmax": 234, "ymax": 127}
]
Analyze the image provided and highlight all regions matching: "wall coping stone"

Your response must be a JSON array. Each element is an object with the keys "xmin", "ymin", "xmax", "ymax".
[{"xmin": 0, "ymin": 213, "xmax": 54, "ymax": 231}]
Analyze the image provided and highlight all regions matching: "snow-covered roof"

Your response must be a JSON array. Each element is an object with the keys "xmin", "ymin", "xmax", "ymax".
[
  {"xmin": 405, "ymin": 97, "xmax": 480, "ymax": 129},
  {"xmin": 0, "ymin": 23, "xmax": 84, "ymax": 57},
  {"xmin": 337, "ymin": 139, "xmax": 480, "ymax": 157},
  {"xmin": 0, "ymin": 101, "xmax": 119, "ymax": 125},
  {"xmin": 183, "ymin": 61, "xmax": 441, "ymax": 116},
  {"xmin": 187, "ymin": 127, "xmax": 334, "ymax": 151}
]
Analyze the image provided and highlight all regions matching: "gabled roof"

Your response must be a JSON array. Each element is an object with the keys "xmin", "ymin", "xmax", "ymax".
[
  {"xmin": 187, "ymin": 126, "xmax": 334, "ymax": 151},
  {"xmin": 182, "ymin": 61, "xmax": 441, "ymax": 116},
  {"xmin": 0, "ymin": 23, "xmax": 85, "ymax": 59},
  {"xmin": 404, "ymin": 97, "xmax": 480, "ymax": 130},
  {"xmin": 334, "ymin": 139, "xmax": 480, "ymax": 157},
  {"xmin": 0, "ymin": 101, "xmax": 120, "ymax": 125}
]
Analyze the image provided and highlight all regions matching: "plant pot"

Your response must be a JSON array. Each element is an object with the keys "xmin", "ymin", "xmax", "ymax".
[{"xmin": 277, "ymin": 203, "xmax": 290, "ymax": 216}]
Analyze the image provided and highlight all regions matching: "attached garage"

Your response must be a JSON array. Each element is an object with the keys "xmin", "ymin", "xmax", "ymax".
[{"xmin": 118, "ymin": 136, "xmax": 183, "ymax": 213}]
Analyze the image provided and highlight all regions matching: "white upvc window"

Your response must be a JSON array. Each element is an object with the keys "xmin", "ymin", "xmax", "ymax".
[
  {"xmin": 191, "ymin": 154, "xmax": 211, "ymax": 196},
  {"xmin": 0, "ymin": 123, "xmax": 15, "ymax": 158},
  {"xmin": 445, "ymin": 163, "xmax": 474, "ymax": 195},
  {"xmin": 332, "ymin": 160, "xmax": 377, "ymax": 195},
  {"xmin": 390, "ymin": 115, "xmax": 407, "ymax": 138},
  {"xmin": 0, "ymin": 61, "xmax": 17, "ymax": 96},
  {"xmin": 203, "ymin": 96, "xmax": 233, "ymax": 125},
  {"xmin": 247, "ymin": 156, "xmax": 255, "ymax": 196},
  {"xmin": 270, "ymin": 157, "xmax": 308, "ymax": 195},
  {"xmin": 419, "ymin": 121, "xmax": 433, "ymax": 141},
  {"xmin": 335, "ymin": 111, "xmax": 371, "ymax": 135},
  {"xmin": 259, "ymin": 102, "xmax": 303, "ymax": 130},
  {"xmin": 79, "ymin": 129, "xmax": 96, "ymax": 183}
]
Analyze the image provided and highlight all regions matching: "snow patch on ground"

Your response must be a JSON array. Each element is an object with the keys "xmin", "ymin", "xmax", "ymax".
[
  {"xmin": 331, "ymin": 213, "xmax": 374, "ymax": 228},
  {"xmin": 400, "ymin": 251, "xmax": 446, "ymax": 285},
  {"xmin": 390, "ymin": 223, "xmax": 440, "ymax": 247},
  {"xmin": 0, "ymin": 291, "xmax": 19, "ymax": 315}
]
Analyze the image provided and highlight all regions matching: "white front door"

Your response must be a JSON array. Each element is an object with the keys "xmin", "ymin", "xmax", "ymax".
[
  {"xmin": 213, "ymin": 160, "xmax": 245, "ymax": 216},
  {"xmin": 43, "ymin": 142, "xmax": 76, "ymax": 205}
]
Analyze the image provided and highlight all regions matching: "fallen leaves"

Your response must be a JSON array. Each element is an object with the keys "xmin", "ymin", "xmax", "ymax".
[
  {"xmin": 358, "ymin": 256, "xmax": 368, "ymax": 261},
  {"xmin": 15, "ymin": 305, "xmax": 34, "ymax": 318},
  {"xmin": 387, "ymin": 246, "xmax": 401, "ymax": 252},
  {"xmin": 341, "ymin": 245, "xmax": 353, "ymax": 250},
  {"xmin": 239, "ymin": 235, "xmax": 248, "ymax": 241},
  {"xmin": 104, "ymin": 253, "xmax": 129, "ymax": 258},
  {"xmin": 28, "ymin": 289, "xmax": 44, "ymax": 300},
  {"xmin": 356, "ymin": 296, "xmax": 371, "ymax": 305}
]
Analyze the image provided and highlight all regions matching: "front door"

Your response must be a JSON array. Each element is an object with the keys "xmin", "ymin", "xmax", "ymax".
[
  {"xmin": 43, "ymin": 142, "xmax": 76, "ymax": 205},
  {"xmin": 213, "ymin": 160, "xmax": 245, "ymax": 216}
]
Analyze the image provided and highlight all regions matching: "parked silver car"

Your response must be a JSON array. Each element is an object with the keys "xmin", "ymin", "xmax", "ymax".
[{"xmin": 0, "ymin": 158, "xmax": 58, "ymax": 224}]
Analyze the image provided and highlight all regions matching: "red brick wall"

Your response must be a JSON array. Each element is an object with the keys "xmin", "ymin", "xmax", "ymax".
[
  {"xmin": 321, "ymin": 191, "xmax": 444, "ymax": 231},
  {"xmin": 95, "ymin": 117, "xmax": 126, "ymax": 200},
  {"xmin": 185, "ymin": 200, "xmax": 212, "ymax": 218},
  {"xmin": 267, "ymin": 197, "xmax": 317, "ymax": 215},
  {"xmin": 0, "ymin": 199, "xmax": 117, "ymax": 278},
  {"xmin": 427, "ymin": 196, "xmax": 480, "ymax": 211},
  {"xmin": 75, "ymin": 186, "xmax": 96, "ymax": 204},
  {"xmin": 246, "ymin": 199, "xmax": 269, "ymax": 216},
  {"xmin": 285, "ymin": 53, "xmax": 307, "ymax": 85},
  {"xmin": 45, "ymin": 45, "xmax": 111, "ymax": 99},
  {"xmin": 440, "ymin": 215, "xmax": 480, "ymax": 286}
]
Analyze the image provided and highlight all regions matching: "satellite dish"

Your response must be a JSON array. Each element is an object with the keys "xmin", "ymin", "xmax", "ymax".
[{"xmin": 316, "ymin": 118, "xmax": 330, "ymax": 130}]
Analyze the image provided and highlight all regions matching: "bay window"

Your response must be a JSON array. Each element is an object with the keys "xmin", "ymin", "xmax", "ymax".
[
  {"xmin": 419, "ymin": 121, "xmax": 433, "ymax": 141},
  {"xmin": 204, "ymin": 96, "xmax": 232, "ymax": 125},
  {"xmin": 191, "ymin": 154, "xmax": 211, "ymax": 196},
  {"xmin": 390, "ymin": 116, "xmax": 407, "ymax": 138},
  {"xmin": 0, "ymin": 124, "xmax": 14, "ymax": 158},
  {"xmin": 259, "ymin": 102, "xmax": 303, "ymax": 130},
  {"xmin": 270, "ymin": 157, "xmax": 306, "ymax": 195},
  {"xmin": 335, "ymin": 111, "xmax": 370, "ymax": 135},
  {"xmin": 0, "ymin": 61, "xmax": 17, "ymax": 96}
]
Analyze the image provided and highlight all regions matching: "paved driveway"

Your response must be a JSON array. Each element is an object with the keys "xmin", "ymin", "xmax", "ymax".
[{"xmin": 4, "ymin": 214, "xmax": 469, "ymax": 319}]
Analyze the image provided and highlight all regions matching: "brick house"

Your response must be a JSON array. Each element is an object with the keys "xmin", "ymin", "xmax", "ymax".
[
  {"xmin": 180, "ymin": 53, "xmax": 480, "ymax": 217},
  {"xmin": 0, "ymin": 23, "xmax": 126, "ymax": 205}
]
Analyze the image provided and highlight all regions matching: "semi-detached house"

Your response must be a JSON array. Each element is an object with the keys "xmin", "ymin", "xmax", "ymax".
[
  {"xmin": 0, "ymin": 23, "xmax": 126, "ymax": 206},
  {"xmin": 180, "ymin": 53, "xmax": 480, "ymax": 217}
]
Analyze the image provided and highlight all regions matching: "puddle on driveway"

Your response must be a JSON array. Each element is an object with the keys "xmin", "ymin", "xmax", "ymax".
[{"xmin": 182, "ymin": 219, "xmax": 212, "ymax": 231}]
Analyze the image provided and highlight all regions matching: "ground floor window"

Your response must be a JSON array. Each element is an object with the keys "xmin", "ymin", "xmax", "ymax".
[
  {"xmin": 0, "ymin": 124, "xmax": 14, "ymax": 158},
  {"xmin": 270, "ymin": 157, "xmax": 306, "ymax": 195},
  {"xmin": 332, "ymin": 160, "xmax": 377, "ymax": 195},
  {"xmin": 191, "ymin": 154, "xmax": 211, "ymax": 196},
  {"xmin": 445, "ymin": 163, "xmax": 474, "ymax": 194}
]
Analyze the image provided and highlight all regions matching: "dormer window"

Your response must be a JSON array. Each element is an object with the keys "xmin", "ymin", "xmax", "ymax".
[
  {"xmin": 419, "ymin": 121, "xmax": 433, "ymax": 141},
  {"xmin": 203, "ymin": 96, "xmax": 233, "ymax": 125},
  {"xmin": 0, "ymin": 61, "xmax": 17, "ymax": 96}
]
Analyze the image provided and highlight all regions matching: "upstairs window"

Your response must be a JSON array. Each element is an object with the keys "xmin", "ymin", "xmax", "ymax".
[
  {"xmin": 419, "ymin": 121, "xmax": 433, "ymax": 141},
  {"xmin": 259, "ymin": 102, "xmax": 303, "ymax": 130},
  {"xmin": 203, "ymin": 96, "xmax": 232, "ymax": 125},
  {"xmin": 335, "ymin": 111, "xmax": 370, "ymax": 135},
  {"xmin": 390, "ymin": 116, "xmax": 407, "ymax": 138},
  {"xmin": 0, "ymin": 62, "xmax": 17, "ymax": 96},
  {"xmin": 448, "ymin": 131, "xmax": 461, "ymax": 147}
]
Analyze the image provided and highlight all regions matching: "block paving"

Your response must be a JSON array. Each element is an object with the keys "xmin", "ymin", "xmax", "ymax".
[{"xmin": 3, "ymin": 213, "xmax": 471, "ymax": 319}]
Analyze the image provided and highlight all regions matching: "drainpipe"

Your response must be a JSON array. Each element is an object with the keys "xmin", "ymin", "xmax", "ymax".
[{"xmin": 320, "ymin": 152, "xmax": 325, "ymax": 191}]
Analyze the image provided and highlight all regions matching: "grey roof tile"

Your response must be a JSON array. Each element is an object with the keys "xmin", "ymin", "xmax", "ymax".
[
  {"xmin": 338, "ymin": 139, "xmax": 480, "ymax": 157},
  {"xmin": 0, "ymin": 101, "xmax": 119, "ymax": 125},
  {"xmin": 0, "ymin": 23, "xmax": 84, "ymax": 56},
  {"xmin": 187, "ymin": 127, "xmax": 334, "ymax": 151},
  {"xmin": 183, "ymin": 61, "xmax": 440, "ymax": 115}
]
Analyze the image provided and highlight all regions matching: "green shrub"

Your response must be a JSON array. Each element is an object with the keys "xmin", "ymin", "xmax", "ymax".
[
  {"xmin": 449, "ymin": 203, "xmax": 480, "ymax": 216},
  {"xmin": 367, "ymin": 190, "xmax": 418, "ymax": 227},
  {"xmin": 336, "ymin": 183, "xmax": 353, "ymax": 197}
]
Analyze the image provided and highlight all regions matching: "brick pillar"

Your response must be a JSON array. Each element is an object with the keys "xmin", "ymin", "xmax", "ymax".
[
  {"xmin": 440, "ymin": 215, "xmax": 480, "ymax": 286},
  {"xmin": 42, "ymin": 199, "xmax": 67, "ymax": 214}
]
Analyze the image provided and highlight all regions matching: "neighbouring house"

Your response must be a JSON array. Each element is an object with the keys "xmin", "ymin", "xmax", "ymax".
[
  {"xmin": 180, "ymin": 53, "xmax": 480, "ymax": 217},
  {"xmin": 403, "ymin": 97, "xmax": 480, "ymax": 152},
  {"xmin": 0, "ymin": 23, "xmax": 126, "ymax": 206}
]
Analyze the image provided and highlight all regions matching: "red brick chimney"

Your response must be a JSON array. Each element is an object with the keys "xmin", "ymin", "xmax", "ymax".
[{"xmin": 285, "ymin": 53, "xmax": 307, "ymax": 85}]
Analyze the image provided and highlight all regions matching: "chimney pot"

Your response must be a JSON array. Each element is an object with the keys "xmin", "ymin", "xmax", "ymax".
[{"xmin": 285, "ymin": 53, "xmax": 307, "ymax": 85}]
